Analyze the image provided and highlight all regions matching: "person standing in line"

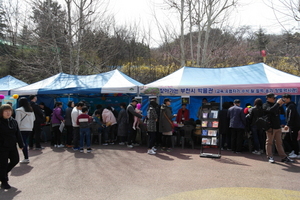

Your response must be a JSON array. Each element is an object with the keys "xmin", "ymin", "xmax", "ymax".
[
  {"xmin": 248, "ymin": 98, "xmax": 265, "ymax": 155},
  {"xmin": 39, "ymin": 102, "xmax": 52, "ymax": 122},
  {"xmin": 282, "ymin": 93, "xmax": 300, "ymax": 159},
  {"xmin": 0, "ymin": 104, "xmax": 24, "ymax": 189},
  {"xmin": 15, "ymin": 97, "xmax": 35, "ymax": 164},
  {"xmin": 218, "ymin": 102, "xmax": 231, "ymax": 150},
  {"xmin": 159, "ymin": 98, "xmax": 174, "ymax": 152},
  {"xmin": 263, "ymin": 93, "xmax": 294, "ymax": 163},
  {"xmin": 227, "ymin": 99, "xmax": 246, "ymax": 153},
  {"xmin": 117, "ymin": 103, "xmax": 128, "ymax": 145},
  {"xmin": 102, "ymin": 106, "xmax": 117, "ymax": 145},
  {"xmin": 147, "ymin": 101, "xmax": 158, "ymax": 155},
  {"xmin": 77, "ymin": 106, "xmax": 93, "ymax": 153},
  {"xmin": 65, "ymin": 101, "xmax": 74, "ymax": 148},
  {"xmin": 29, "ymin": 95, "xmax": 45, "ymax": 150},
  {"xmin": 149, "ymin": 98, "xmax": 161, "ymax": 148},
  {"xmin": 52, "ymin": 102, "xmax": 65, "ymax": 148},
  {"xmin": 71, "ymin": 102, "xmax": 84, "ymax": 151},
  {"xmin": 92, "ymin": 110, "xmax": 105, "ymax": 143},
  {"xmin": 243, "ymin": 103, "xmax": 252, "ymax": 115},
  {"xmin": 126, "ymin": 99, "xmax": 143, "ymax": 148}
]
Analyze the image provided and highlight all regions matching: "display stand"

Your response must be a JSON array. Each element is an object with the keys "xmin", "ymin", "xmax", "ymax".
[{"xmin": 199, "ymin": 102, "xmax": 221, "ymax": 158}]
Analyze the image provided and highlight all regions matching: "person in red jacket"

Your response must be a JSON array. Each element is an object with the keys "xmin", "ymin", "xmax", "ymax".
[{"xmin": 176, "ymin": 104, "xmax": 190, "ymax": 124}]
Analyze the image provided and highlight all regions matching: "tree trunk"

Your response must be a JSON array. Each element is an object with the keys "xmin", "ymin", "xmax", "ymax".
[
  {"xmin": 180, "ymin": 0, "xmax": 185, "ymax": 67},
  {"xmin": 201, "ymin": 2, "xmax": 212, "ymax": 68},
  {"xmin": 188, "ymin": 0, "xmax": 194, "ymax": 66},
  {"xmin": 47, "ymin": 0, "xmax": 62, "ymax": 72},
  {"xmin": 74, "ymin": 0, "xmax": 85, "ymax": 75},
  {"xmin": 65, "ymin": 0, "xmax": 73, "ymax": 74}
]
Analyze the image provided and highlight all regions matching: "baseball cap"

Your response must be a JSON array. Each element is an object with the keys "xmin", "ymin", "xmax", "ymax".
[
  {"xmin": 282, "ymin": 93, "xmax": 291, "ymax": 99},
  {"xmin": 266, "ymin": 93, "xmax": 277, "ymax": 98}
]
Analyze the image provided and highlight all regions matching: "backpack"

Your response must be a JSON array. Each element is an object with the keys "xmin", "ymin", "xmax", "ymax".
[{"xmin": 256, "ymin": 115, "xmax": 271, "ymax": 130}]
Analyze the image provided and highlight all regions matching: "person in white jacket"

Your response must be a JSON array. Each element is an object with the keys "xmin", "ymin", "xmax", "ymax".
[
  {"xmin": 71, "ymin": 102, "xmax": 84, "ymax": 151},
  {"xmin": 15, "ymin": 97, "xmax": 35, "ymax": 163}
]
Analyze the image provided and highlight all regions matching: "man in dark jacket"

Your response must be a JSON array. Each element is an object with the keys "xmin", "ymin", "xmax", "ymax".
[
  {"xmin": 0, "ymin": 104, "xmax": 24, "ymax": 189},
  {"xmin": 282, "ymin": 93, "xmax": 300, "ymax": 159},
  {"xmin": 39, "ymin": 102, "xmax": 52, "ymax": 123},
  {"xmin": 126, "ymin": 99, "xmax": 142, "ymax": 148},
  {"xmin": 29, "ymin": 95, "xmax": 45, "ymax": 150},
  {"xmin": 263, "ymin": 93, "xmax": 294, "ymax": 163},
  {"xmin": 227, "ymin": 99, "xmax": 246, "ymax": 153},
  {"xmin": 218, "ymin": 102, "xmax": 231, "ymax": 150}
]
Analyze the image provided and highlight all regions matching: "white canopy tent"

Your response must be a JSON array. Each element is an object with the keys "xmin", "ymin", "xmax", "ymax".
[
  {"xmin": 11, "ymin": 69, "xmax": 143, "ymax": 95},
  {"xmin": 140, "ymin": 63, "xmax": 300, "ymax": 96}
]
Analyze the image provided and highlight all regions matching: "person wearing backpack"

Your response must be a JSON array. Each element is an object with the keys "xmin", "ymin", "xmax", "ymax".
[
  {"xmin": 282, "ymin": 93, "xmax": 300, "ymax": 159},
  {"xmin": 263, "ymin": 93, "xmax": 294, "ymax": 163}
]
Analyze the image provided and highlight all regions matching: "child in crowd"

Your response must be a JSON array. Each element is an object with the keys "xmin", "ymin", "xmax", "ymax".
[
  {"xmin": 76, "ymin": 106, "xmax": 92, "ymax": 153},
  {"xmin": 133, "ymin": 103, "xmax": 142, "ymax": 130},
  {"xmin": 92, "ymin": 111, "xmax": 105, "ymax": 143}
]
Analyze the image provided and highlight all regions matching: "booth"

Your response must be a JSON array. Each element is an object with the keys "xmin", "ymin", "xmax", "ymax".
[
  {"xmin": 139, "ymin": 63, "xmax": 300, "ymax": 119},
  {"xmin": 0, "ymin": 75, "xmax": 28, "ymax": 95},
  {"xmin": 10, "ymin": 69, "xmax": 144, "ymax": 110},
  {"xmin": 0, "ymin": 75, "xmax": 28, "ymax": 108}
]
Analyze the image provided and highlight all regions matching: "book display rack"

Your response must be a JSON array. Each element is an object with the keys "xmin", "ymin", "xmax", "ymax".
[{"xmin": 200, "ymin": 102, "xmax": 221, "ymax": 158}]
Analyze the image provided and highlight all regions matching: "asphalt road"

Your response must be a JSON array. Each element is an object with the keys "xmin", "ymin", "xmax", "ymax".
[{"xmin": 1, "ymin": 143, "xmax": 300, "ymax": 200}]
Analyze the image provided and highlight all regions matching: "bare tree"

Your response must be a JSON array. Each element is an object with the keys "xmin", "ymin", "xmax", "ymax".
[
  {"xmin": 63, "ymin": 0, "xmax": 110, "ymax": 75},
  {"xmin": 195, "ymin": 0, "xmax": 206, "ymax": 66},
  {"xmin": 2, "ymin": 0, "xmax": 23, "ymax": 45},
  {"xmin": 164, "ymin": 0, "xmax": 188, "ymax": 66},
  {"xmin": 266, "ymin": 0, "xmax": 300, "ymax": 25},
  {"xmin": 46, "ymin": 0, "xmax": 63, "ymax": 72},
  {"xmin": 187, "ymin": 0, "xmax": 196, "ymax": 66},
  {"xmin": 200, "ymin": 0, "xmax": 237, "ymax": 67},
  {"xmin": 65, "ymin": 0, "xmax": 73, "ymax": 74},
  {"xmin": 159, "ymin": 0, "xmax": 237, "ymax": 68}
]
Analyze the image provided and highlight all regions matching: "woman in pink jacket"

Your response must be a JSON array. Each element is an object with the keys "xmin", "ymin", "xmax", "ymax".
[{"xmin": 102, "ymin": 107, "xmax": 117, "ymax": 145}]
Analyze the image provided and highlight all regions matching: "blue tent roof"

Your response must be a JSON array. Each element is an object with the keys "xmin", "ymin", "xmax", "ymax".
[
  {"xmin": 140, "ymin": 63, "xmax": 300, "ymax": 96},
  {"xmin": 0, "ymin": 75, "xmax": 28, "ymax": 95},
  {"xmin": 11, "ymin": 69, "xmax": 143, "ymax": 95}
]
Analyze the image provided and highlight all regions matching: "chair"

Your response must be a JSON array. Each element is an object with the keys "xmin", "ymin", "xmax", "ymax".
[
  {"xmin": 91, "ymin": 123, "xmax": 102, "ymax": 145},
  {"xmin": 181, "ymin": 125, "xmax": 195, "ymax": 149}
]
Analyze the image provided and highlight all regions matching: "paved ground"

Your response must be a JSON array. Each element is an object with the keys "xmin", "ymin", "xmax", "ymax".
[{"xmin": 1, "ymin": 143, "xmax": 300, "ymax": 200}]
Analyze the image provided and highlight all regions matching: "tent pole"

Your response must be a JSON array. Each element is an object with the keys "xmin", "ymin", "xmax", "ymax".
[
  {"xmin": 137, "ymin": 86, "xmax": 140, "ymax": 97},
  {"xmin": 220, "ymin": 96, "xmax": 223, "ymax": 109}
]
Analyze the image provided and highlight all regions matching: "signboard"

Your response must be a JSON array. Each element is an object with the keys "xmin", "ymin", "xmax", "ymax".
[{"xmin": 139, "ymin": 84, "xmax": 300, "ymax": 96}]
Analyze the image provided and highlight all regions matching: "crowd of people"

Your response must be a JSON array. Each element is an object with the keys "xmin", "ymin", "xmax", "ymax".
[
  {"xmin": 1, "ymin": 93, "xmax": 300, "ymax": 189},
  {"xmin": 220, "ymin": 93, "xmax": 300, "ymax": 163}
]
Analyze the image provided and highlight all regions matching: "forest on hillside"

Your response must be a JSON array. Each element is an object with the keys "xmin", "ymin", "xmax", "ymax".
[{"xmin": 0, "ymin": 0, "xmax": 299, "ymax": 84}]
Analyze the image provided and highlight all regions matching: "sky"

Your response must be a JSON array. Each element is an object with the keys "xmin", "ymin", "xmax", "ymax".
[{"xmin": 108, "ymin": 0, "xmax": 299, "ymax": 47}]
